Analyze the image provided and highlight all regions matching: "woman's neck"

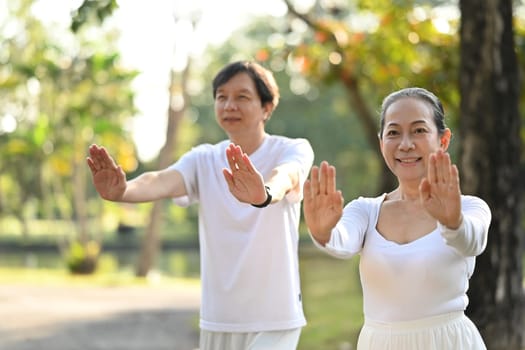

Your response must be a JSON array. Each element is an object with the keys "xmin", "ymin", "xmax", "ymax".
[{"xmin": 388, "ymin": 183, "xmax": 421, "ymax": 202}]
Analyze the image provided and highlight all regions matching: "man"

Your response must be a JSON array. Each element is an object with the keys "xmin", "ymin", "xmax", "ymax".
[{"xmin": 87, "ymin": 61, "xmax": 314, "ymax": 349}]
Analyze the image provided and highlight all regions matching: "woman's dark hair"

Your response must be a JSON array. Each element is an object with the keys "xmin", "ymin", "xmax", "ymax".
[
  {"xmin": 212, "ymin": 61, "xmax": 280, "ymax": 112},
  {"xmin": 378, "ymin": 87, "xmax": 447, "ymax": 139}
]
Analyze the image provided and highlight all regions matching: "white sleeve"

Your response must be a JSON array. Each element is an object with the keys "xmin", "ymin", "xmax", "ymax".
[
  {"xmin": 439, "ymin": 195, "xmax": 491, "ymax": 257},
  {"xmin": 168, "ymin": 145, "xmax": 202, "ymax": 207},
  {"xmin": 311, "ymin": 197, "xmax": 371, "ymax": 259},
  {"xmin": 282, "ymin": 138, "xmax": 314, "ymax": 203}
]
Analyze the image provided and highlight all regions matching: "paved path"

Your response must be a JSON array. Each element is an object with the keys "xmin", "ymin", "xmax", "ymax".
[{"xmin": 0, "ymin": 283, "xmax": 201, "ymax": 350}]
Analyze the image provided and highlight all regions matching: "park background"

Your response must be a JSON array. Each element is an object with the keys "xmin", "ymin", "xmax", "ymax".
[{"xmin": 0, "ymin": 0, "xmax": 524, "ymax": 349}]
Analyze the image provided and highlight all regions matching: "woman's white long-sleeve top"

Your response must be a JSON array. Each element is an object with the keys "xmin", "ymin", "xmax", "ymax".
[{"xmin": 313, "ymin": 194, "xmax": 491, "ymax": 322}]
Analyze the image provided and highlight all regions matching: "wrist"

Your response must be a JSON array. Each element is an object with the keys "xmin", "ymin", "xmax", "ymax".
[
  {"xmin": 444, "ymin": 214, "xmax": 463, "ymax": 230},
  {"xmin": 251, "ymin": 186, "xmax": 272, "ymax": 208}
]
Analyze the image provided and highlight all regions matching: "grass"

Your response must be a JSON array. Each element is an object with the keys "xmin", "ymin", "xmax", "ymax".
[
  {"xmin": 0, "ymin": 264, "xmax": 200, "ymax": 288},
  {"xmin": 299, "ymin": 245, "xmax": 363, "ymax": 350}
]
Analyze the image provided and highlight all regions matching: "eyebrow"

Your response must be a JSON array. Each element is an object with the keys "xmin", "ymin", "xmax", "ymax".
[
  {"xmin": 385, "ymin": 119, "xmax": 429, "ymax": 127},
  {"xmin": 216, "ymin": 87, "xmax": 255, "ymax": 95}
]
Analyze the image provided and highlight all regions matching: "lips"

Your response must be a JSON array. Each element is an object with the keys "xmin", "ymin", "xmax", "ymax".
[
  {"xmin": 223, "ymin": 116, "xmax": 241, "ymax": 121},
  {"xmin": 396, "ymin": 157, "xmax": 422, "ymax": 163}
]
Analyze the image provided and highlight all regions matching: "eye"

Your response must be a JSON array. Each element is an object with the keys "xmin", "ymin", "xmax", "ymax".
[
  {"xmin": 385, "ymin": 129, "xmax": 399, "ymax": 137},
  {"xmin": 414, "ymin": 127, "xmax": 428, "ymax": 134}
]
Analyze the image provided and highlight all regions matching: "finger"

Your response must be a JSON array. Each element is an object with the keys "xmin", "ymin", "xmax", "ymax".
[
  {"xmin": 310, "ymin": 166, "xmax": 320, "ymax": 196},
  {"xmin": 91, "ymin": 150, "xmax": 105, "ymax": 171},
  {"xmin": 222, "ymin": 168, "xmax": 234, "ymax": 187},
  {"xmin": 225, "ymin": 146, "xmax": 238, "ymax": 171},
  {"xmin": 336, "ymin": 190, "xmax": 344, "ymax": 207},
  {"xmin": 303, "ymin": 181, "xmax": 314, "ymax": 221},
  {"xmin": 99, "ymin": 146, "xmax": 118, "ymax": 170},
  {"xmin": 319, "ymin": 161, "xmax": 328, "ymax": 195},
  {"xmin": 419, "ymin": 177, "xmax": 430, "ymax": 200},
  {"xmin": 88, "ymin": 145, "xmax": 102, "ymax": 169},
  {"xmin": 232, "ymin": 145, "xmax": 245, "ymax": 170},
  {"xmin": 303, "ymin": 179, "xmax": 312, "ymax": 201},
  {"xmin": 435, "ymin": 150, "xmax": 447, "ymax": 184},
  {"xmin": 113, "ymin": 166, "xmax": 125, "ymax": 186},
  {"xmin": 88, "ymin": 144, "xmax": 99, "ymax": 158},
  {"xmin": 440, "ymin": 152, "xmax": 452, "ymax": 185},
  {"xmin": 450, "ymin": 164, "xmax": 460, "ymax": 192},
  {"xmin": 241, "ymin": 153, "xmax": 256, "ymax": 174},
  {"xmin": 86, "ymin": 158, "xmax": 97, "ymax": 173},
  {"xmin": 427, "ymin": 152, "xmax": 438, "ymax": 184},
  {"xmin": 327, "ymin": 164, "xmax": 336, "ymax": 194}
]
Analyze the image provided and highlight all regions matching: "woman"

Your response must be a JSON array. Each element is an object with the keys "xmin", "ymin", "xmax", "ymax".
[{"xmin": 303, "ymin": 87, "xmax": 490, "ymax": 349}]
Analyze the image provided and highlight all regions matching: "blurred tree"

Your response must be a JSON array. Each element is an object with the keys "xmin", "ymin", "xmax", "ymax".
[
  {"xmin": 63, "ymin": 1, "xmax": 137, "ymax": 271},
  {"xmin": 280, "ymin": 0, "xmax": 460, "ymax": 194},
  {"xmin": 0, "ymin": 0, "xmax": 136, "ymax": 272},
  {"xmin": 459, "ymin": 0, "xmax": 524, "ymax": 348},
  {"xmin": 0, "ymin": 0, "xmax": 48, "ymax": 235},
  {"xmin": 133, "ymin": 6, "xmax": 204, "ymax": 276},
  {"xmin": 135, "ymin": 59, "xmax": 193, "ymax": 277},
  {"xmin": 70, "ymin": 0, "xmax": 118, "ymax": 33}
]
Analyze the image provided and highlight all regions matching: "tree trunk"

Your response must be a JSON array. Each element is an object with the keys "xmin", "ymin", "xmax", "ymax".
[
  {"xmin": 73, "ymin": 154, "xmax": 89, "ymax": 244},
  {"xmin": 459, "ymin": 0, "xmax": 524, "ymax": 349},
  {"xmin": 135, "ymin": 64, "xmax": 191, "ymax": 277}
]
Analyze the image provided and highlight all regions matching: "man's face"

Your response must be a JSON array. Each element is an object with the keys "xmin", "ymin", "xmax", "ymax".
[{"xmin": 214, "ymin": 72, "xmax": 271, "ymax": 137}]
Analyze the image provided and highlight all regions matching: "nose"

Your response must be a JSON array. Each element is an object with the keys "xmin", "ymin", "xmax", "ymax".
[
  {"xmin": 399, "ymin": 134, "xmax": 415, "ymax": 151},
  {"xmin": 223, "ymin": 98, "xmax": 237, "ymax": 111}
]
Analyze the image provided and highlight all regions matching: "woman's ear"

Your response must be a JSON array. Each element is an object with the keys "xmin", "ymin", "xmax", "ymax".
[{"xmin": 440, "ymin": 128, "xmax": 452, "ymax": 150}]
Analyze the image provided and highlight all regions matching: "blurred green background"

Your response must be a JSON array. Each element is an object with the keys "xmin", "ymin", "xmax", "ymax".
[{"xmin": 1, "ymin": 0, "xmax": 524, "ymax": 349}]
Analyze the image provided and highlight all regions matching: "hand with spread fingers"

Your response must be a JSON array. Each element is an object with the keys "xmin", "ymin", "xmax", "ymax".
[
  {"xmin": 86, "ymin": 144, "xmax": 127, "ymax": 201},
  {"xmin": 303, "ymin": 161, "xmax": 344, "ymax": 245},
  {"xmin": 222, "ymin": 143, "xmax": 267, "ymax": 205},
  {"xmin": 419, "ymin": 149, "xmax": 462, "ymax": 229}
]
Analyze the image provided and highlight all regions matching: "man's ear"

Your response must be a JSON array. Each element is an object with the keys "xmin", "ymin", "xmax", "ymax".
[
  {"xmin": 440, "ymin": 128, "xmax": 452, "ymax": 150},
  {"xmin": 262, "ymin": 102, "xmax": 273, "ymax": 122}
]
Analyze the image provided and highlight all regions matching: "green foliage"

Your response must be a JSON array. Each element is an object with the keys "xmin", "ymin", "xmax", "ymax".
[
  {"xmin": 70, "ymin": 0, "xmax": 118, "ymax": 33},
  {"xmin": 284, "ymin": 1, "xmax": 460, "ymax": 113},
  {"xmin": 211, "ymin": 1, "xmax": 515, "ymax": 195},
  {"xmin": 64, "ymin": 240, "xmax": 101, "ymax": 274},
  {"xmin": 2, "ymin": 0, "xmax": 524, "ymax": 280},
  {"xmin": 0, "ymin": 0, "xmax": 137, "ymax": 242},
  {"xmin": 299, "ymin": 247, "xmax": 363, "ymax": 349}
]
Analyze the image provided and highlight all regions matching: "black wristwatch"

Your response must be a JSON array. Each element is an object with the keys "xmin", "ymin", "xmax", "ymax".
[{"xmin": 251, "ymin": 186, "xmax": 272, "ymax": 208}]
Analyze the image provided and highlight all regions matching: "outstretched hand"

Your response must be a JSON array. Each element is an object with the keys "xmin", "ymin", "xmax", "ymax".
[
  {"xmin": 419, "ymin": 150, "xmax": 462, "ymax": 229},
  {"xmin": 222, "ymin": 143, "xmax": 267, "ymax": 204},
  {"xmin": 303, "ymin": 161, "xmax": 344, "ymax": 245},
  {"xmin": 86, "ymin": 144, "xmax": 127, "ymax": 201}
]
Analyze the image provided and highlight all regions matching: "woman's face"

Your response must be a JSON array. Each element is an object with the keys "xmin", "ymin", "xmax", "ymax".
[{"xmin": 379, "ymin": 97, "xmax": 449, "ymax": 184}]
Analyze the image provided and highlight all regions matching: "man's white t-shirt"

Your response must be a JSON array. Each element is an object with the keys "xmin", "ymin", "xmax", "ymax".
[
  {"xmin": 170, "ymin": 135, "xmax": 313, "ymax": 332},
  {"xmin": 313, "ymin": 194, "xmax": 491, "ymax": 322}
]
